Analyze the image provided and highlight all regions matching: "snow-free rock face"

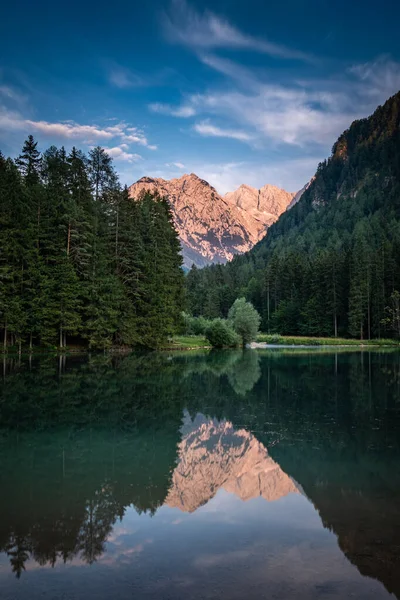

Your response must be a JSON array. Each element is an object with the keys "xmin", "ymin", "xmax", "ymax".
[
  {"xmin": 225, "ymin": 183, "xmax": 294, "ymax": 218},
  {"xmin": 287, "ymin": 178, "xmax": 315, "ymax": 209},
  {"xmin": 165, "ymin": 412, "xmax": 300, "ymax": 512},
  {"xmin": 128, "ymin": 174, "xmax": 294, "ymax": 269}
]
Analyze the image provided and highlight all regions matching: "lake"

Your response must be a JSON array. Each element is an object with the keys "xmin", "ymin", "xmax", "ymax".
[{"xmin": 0, "ymin": 349, "xmax": 399, "ymax": 599}]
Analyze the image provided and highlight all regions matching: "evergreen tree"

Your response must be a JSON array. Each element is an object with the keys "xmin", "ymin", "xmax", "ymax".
[{"xmin": 16, "ymin": 135, "xmax": 41, "ymax": 186}]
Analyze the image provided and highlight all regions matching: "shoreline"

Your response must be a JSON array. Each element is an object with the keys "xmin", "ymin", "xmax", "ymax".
[{"xmin": 1, "ymin": 334, "xmax": 398, "ymax": 357}]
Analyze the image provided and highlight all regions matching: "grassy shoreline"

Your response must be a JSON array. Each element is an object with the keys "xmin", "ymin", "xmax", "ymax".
[
  {"xmin": 1, "ymin": 334, "xmax": 398, "ymax": 356},
  {"xmin": 170, "ymin": 334, "xmax": 400, "ymax": 349},
  {"xmin": 255, "ymin": 334, "xmax": 399, "ymax": 347}
]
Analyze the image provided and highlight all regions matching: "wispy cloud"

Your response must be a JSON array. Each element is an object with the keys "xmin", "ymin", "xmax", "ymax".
[
  {"xmin": 0, "ymin": 84, "xmax": 27, "ymax": 107},
  {"xmin": 199, "ymin": 54, "xmax": 258, "ymax": 89},
  {"xmin": 194, "ymin": 120, "xmax": 253, "ymax": 143},
  {"xmin": 105, "ymin": 60, "xmax": 180, "ymax": 89},
  {"xmin": 162, "ymin": 0, "xmax": 313, "ymax": 62},
  {"xmin": 166, "ymin": 161, "xmax": 185, "ymax": 169},
  {"xmin": 150, "ymin": 55, "xmax": 400, "ymax": 148},
  {"xmin": 149, "ymin": 102, "xmax": 196, "ymax": 118},
  {"xmin": 107, "ymin": 64, "xmax": 144, "ymax": 88},
  {"xmin": 347, "ymin": 55, "xmax": 400, "ymax": 100}
]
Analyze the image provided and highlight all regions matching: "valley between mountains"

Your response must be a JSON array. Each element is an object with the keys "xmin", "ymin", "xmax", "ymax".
[{"xmin": 129, "ymin": 174, "xmax": 302, "ymax": 268}]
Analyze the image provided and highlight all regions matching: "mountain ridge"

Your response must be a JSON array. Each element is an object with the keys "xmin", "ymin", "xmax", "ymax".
[
  {"xmin": 186, "ymin": 89, "xmax": 400, "ymax": 339},
  {"xmin": 128, "ymin": 173, "xmax": 294, "ymax": 268}
]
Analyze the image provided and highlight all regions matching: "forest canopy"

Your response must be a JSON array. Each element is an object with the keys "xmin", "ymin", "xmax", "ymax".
[
  {"xmin": 0, "ymin": 137, "xmax": 184, "ymax": 350},
  {"xmin": 185, "ymin": 91, "xmax": 400, "ymax": 340}
]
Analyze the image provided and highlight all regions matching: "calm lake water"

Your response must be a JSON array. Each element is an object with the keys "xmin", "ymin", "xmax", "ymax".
[{"xmin": 0, "ymin": 349, "xmax": 400, "ymax": 600}]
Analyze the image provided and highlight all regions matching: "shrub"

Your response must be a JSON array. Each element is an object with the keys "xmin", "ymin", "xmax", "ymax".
[
  {"xmin": 191, "ymin": 316, "xmax": 209, "ymax": 335},
  {"xmin": 205, "ymin": 319, "xmax": 239, "ymax": 348},
  {"xmin": 181, "ymin": 312, "xmax": 210, "ymax": 335}
]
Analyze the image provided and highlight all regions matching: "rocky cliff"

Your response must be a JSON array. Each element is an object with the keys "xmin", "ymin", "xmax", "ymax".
[{"xmin": 128, "ymin": 174, "xmax": 294, "ymax": 268}]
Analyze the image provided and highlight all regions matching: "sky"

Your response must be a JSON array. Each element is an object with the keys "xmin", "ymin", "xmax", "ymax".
[{"xmin": 1, "ymin": 0, "xmax": 400, "ymax": 194}]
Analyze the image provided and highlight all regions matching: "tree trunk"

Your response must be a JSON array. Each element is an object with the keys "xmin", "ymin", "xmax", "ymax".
[
  {"xmin": 29, "ymin": 332, "xmax": 33, "ymax": 351},
  {"xmin": 59, "ymin": 326, "xmax": 63, "ymax": 348},
  {"xmin": 67, "ymin": 222, "xmax": 71, "ymax": 256},
  {"xmin": 3, "ymin": 322, "xmax": 6, "ymax": 352},
  {"xmin": 334, "ymin": 313, "xmax": 338, "ymax": 338}
]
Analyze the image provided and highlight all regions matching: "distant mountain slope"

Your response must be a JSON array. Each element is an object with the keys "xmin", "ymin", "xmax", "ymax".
[
  {"xmin": 186, "ymin": 90, "xmax": 400, "ymax": 338},
  {"xmin": 128, "ymin": 174, "xmax": 294, "ymax": 268},
  {"xmin": 225, "ymin": 183, "xmax": 294, "ymax": 220}
]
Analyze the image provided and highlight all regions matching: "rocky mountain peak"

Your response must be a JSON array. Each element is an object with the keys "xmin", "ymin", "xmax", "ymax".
[{"xmin": 128, "ymin": 173, "xmax": 295, "ymax": 268}]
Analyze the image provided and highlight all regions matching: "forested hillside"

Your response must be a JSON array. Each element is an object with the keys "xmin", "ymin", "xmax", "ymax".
[
  {"xmin": 186, "ymin": 91, "xmax": 400, "ymax": 339},
  {"xmin": 0, "ymin": 137, "xmax": 184, "ymax": 350}
]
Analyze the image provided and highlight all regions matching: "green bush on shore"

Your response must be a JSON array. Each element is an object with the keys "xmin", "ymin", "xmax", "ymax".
[{"xmin": 205, "ymin": 319, "xmax": 239, "ymax": 348}]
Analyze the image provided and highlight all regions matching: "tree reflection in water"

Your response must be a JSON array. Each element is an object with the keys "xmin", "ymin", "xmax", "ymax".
[{"xmin": 0, "ymin": 349, "xmax": 400, "ymax": 597}]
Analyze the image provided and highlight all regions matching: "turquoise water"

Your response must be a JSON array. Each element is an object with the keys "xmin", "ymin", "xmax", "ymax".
[{"xmin": 0, "ymin": 350, "xmax": 399, "ymax": 599}]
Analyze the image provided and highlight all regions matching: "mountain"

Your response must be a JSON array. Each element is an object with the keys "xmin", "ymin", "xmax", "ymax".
[
  {"xmin": 287, "ymin": 177, "xmax": 314, "ymax": 209},
  {"xmin": 225, "ymin": 183, "xmax": 294, "ymax": 220},
  {"xmin": 187, "ymin": 90, "xmax": 400, "ymax": 339},
  {"xmin": 165, "ymin": 412, "xmax": 299, "ymax": 512},
  {"xmin": 128, "ymin": 174, "xmax": 294, "ymax": 269}
]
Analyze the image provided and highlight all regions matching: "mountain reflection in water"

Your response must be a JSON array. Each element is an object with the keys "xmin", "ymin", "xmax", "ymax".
[
  {"xmin": 0, "ymin": 350, "xmax": 399, "ymax": 600},
  {"xmin": 166, "ymin": 412, "xmax": 299, "ymax": 512}
]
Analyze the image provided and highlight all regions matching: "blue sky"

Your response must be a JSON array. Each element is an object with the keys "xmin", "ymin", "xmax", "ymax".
[{"xmin": 1, "ymin": 0, "xmax": 400, "ymax": 193}]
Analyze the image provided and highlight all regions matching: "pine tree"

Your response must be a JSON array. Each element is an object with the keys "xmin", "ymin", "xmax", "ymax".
[{"xmin": 16, "ymin": 135, "xmax": 41, "ymax": 186}]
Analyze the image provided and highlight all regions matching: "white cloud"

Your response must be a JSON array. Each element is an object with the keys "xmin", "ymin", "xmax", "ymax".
[
  {"xmin": 162, "ymin": 0, "xmax": 313, "ymax": 62},
  {"xmin": 193, "ymin": 120, "xmax": 253, "ymax": 143},
  {"xmin": 103, "ymin": 145, "xmax": 142, "ymax": 162},
  {"xmin": 24, "ymin": 119, "xmax": 118, "ymax": 140},
  {"xmin": 149, "ymin": 102, "xmax": 196, "ymax": 118},
  {"xmin": 0, "ymin": 106, "xmax": 157, "ymax": 149},
  {"xmin": 122, "ymin": 126, "xmax": 156, "ymax": 148}
]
